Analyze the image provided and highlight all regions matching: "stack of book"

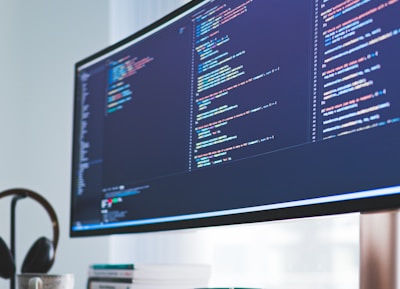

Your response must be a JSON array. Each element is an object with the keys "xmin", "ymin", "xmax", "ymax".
[
  {"xmin": 87, "ymin": 263, "xmax": 211, "ymax": 289},
  {"xmin": 87, "ymin": 264, "xmax": 134, "ymax": 289}
]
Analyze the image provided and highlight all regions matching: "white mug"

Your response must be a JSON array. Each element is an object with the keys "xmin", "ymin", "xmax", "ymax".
[{"xmin": 17, "ymin": 273, "xmax": 74, "ymax": 289}]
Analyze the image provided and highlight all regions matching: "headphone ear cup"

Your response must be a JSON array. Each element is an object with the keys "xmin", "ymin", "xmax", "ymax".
[
  {"xmin": 21, "ymin": 237, "xmax": 54, "ymax": 274},
  {"xmin": 0, "ymin": 237, "xmax": 15, "ymax": 279}
]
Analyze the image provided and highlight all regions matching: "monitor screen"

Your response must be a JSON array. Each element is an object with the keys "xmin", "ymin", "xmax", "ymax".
[{"xmin": 70, "ymin": 0, "xmax": 400, "ymax": 236}]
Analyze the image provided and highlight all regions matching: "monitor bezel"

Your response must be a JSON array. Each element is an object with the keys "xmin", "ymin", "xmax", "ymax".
[{"xmin": 70, "ymin": 0, "xmax": 400, "ymax": 237}]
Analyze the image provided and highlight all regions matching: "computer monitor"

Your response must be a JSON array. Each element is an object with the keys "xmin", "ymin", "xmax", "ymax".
[{"xmin": 70, "ymin": 0, "xmax": 400, "ymax": 237}]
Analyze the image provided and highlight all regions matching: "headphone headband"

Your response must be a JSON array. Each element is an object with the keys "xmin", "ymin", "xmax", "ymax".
[{"xmin": 0, "ymin": 188, "xmax": 59, "ymax": 251}]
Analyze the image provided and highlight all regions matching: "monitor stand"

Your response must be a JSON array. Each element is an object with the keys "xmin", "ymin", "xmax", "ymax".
[{"xmin": 360, "ymin": 209, "xmax": 400, "ymax": 289}]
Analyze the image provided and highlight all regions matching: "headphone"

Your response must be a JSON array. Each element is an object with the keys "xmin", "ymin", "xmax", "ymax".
[{"xmin": 0, "ymin": 188, "xmax": 59, "ymax": 279}]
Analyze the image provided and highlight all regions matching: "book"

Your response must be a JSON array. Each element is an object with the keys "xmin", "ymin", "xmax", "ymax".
[
  {"xmin": 132, "ymin": 264, "xmax": 211, "ymax": 281},
  {"xmin": 89, "ymin": 280, "xmax": 133, "ymax": 289},
  {"xmin": 90, "ymin": 264, "xmax": 134, "ymax": 270},
  {"xmin": 87, "ymin": 264, "xmax": 134, "ymax": 289},
  {"xmin": 89, "ymin": 264, "xmax": 134, "ymax": 279},
  {"xmin": 87, "ymin": 263, "xmax": 211, "ymax": 289}
]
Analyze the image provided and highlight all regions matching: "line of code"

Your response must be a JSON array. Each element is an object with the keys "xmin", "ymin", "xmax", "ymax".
[
  {"xmin": 189, "ymin": 0, "xmax": 283, "ymax": 170},
  {"xmin": 319, "ymin": 0, "xmax": 400, "ymax": 139},
  {"xmin": 107, "ymin": 55, "xmax": 154, "ymax": 114}
]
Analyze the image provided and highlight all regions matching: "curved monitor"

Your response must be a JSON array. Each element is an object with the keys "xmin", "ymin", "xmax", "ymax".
[{"xmin": 70, "ymin": 0, "xmax": 400, "ymax": 237}]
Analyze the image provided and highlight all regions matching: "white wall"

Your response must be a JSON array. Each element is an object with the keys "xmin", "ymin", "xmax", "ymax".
[
  {"xmin": 0, "ymin": 1, "xmax": 112, "ymax": 288},
  {"xmin": 109, "ymin": 216, "xmax": 360, "ymax": 289}
]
